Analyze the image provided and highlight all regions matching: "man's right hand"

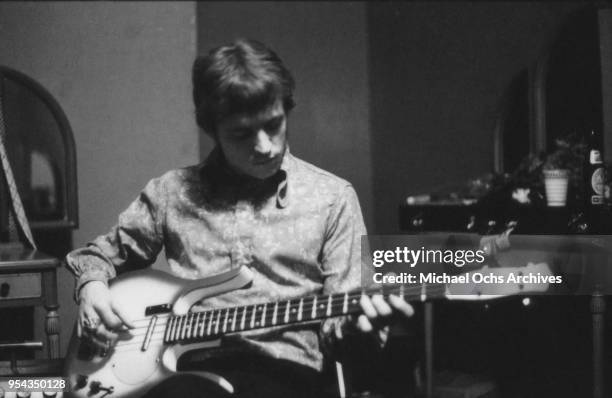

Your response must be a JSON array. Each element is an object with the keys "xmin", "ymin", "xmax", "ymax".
[{"xmin": 77, "ymin": 281, "xmax": 135, "ymax": 350}]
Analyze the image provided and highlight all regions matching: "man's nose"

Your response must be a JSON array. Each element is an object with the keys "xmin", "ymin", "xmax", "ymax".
[{"xmin": 254, "ymin": 130, "xmax": 272, "ymax": 155}]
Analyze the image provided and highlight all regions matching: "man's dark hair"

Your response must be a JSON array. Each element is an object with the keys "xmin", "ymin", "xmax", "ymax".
[{"xmin": 192, "ymin": 38, "xmax": 296, "ymax": 134}]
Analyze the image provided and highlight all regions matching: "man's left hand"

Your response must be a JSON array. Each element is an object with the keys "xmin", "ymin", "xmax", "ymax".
[{"xmin": 354, "ymin": 294, "xmax": 414, "ymax": 346}]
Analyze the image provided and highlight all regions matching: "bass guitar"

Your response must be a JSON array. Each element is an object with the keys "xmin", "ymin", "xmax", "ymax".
[{"xmin": 64, "ymin": 263, "xmax": 552, "ymax": 398}]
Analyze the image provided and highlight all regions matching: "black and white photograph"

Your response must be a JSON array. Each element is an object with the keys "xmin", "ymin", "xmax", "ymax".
[{"xmin": 0, "ymin": 2, "xmax": 612, "ymax": 398}]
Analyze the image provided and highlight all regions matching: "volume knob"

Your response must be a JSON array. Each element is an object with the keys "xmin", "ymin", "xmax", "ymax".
[
  {"xmin": 0, "ymin": 282, "xmax": 9, "ymax": 297},
  {"xmin": 75, "ymin": 374, "xmax": 88, "ymax": 390}
]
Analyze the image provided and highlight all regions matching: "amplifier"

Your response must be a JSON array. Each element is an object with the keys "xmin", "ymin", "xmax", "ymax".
[{"xmin": 399, "ymin": 202, "xmax": 612, "ymax": 234}]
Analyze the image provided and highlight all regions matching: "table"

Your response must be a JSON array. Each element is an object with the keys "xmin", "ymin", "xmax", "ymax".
[{"xmin": 0, "ymin": 245, "xmax": 60, "ymax": 360}]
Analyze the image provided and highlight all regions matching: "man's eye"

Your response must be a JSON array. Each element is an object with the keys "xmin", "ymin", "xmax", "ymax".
[
  {"xmin": 265, "ymin": 120, "xmax": 283, "ymax": 133},
  {"xmin": 232, "ymin": 130, "xmax": 252, "ymax": 140}
]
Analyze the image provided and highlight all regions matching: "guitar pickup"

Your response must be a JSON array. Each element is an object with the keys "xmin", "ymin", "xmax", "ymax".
[
  {"xmin": 145, "ymin": 303, "xmax": 172, "ymax": 316},
  {"xmin": 141, "ymin": 315, "xmax": 158, "ymax": 352}
]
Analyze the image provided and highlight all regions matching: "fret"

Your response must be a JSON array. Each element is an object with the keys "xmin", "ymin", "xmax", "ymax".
[
  {"xmin": 180, "ymin": 315, "xmax": 187, "ymax": 340},
  {"xmin": 192, "ymin": 313, "xmax": 198, "ymax": 339},
  {"xmin": 189, "ymin": 313, "xmax": 197, "ymax": 339},
  {"xmin": 172, "ymin": 316, "xmax": 181, "ymax": 341},
  {"xmin": 311, "ymin": 296, "xmax": 317, "ymax": 319},
  {"xmin": 272, "ymin": 301, "xmax": 279, "ymax": 325},
  {"xmin": 183, "ymin": 314, "xmax": 191, "ymax": 339},
  {"xmin": 184, "ymin": 313, "xmax": 191, "ymax": 339},
  {"xmin": 179, "ymin": 315, "xmax": 186, "ymax": 340},
  {"xmin": 421, "ymin": 284, "xmax": 426, "ymax": 302},
  {"xmin": 164, "ymin": 316, "xmax": 175, "ymax": 342},
  {"xmin": 326, "ymin": 295, "xmax": 332, "ymax": 317},
  {"xmin": 250, "ymin": 305, "xmax": 256, "ymax": 329},
  {"xmin": 188, "ymin": 313, "xmax": 195, "ymax": 339},
  {"xmin": 261, "ymin": 303, "xmax": 267, "ymax": 327},
  {"xmin": 214, "ymin": 310, "xmax": 221, "ymax": 334},
  {"xmin": 169, "ymin": 316, "xmax": 176, "ymax": 341},
  {"xmin": 231, "ymin": 307, "xmax": 237, "ymax": 332},
  {"xmin": 222, "ymin": 308, "xmax": 230, "ymax": 333},
  {"xmin": 400, "ymin": 284, "xmax": 405, "ymax": 299},
  {"xmin": 342, "ymin": 292, "xmax": 348, "ymax": 314},
  {"xmin": 195, "ymin": 312, "xmax": 202, "ymax": 337},
  {"xmin": 206, "ymin": 311, "xmax": 214, "ymax": 336},
  {"xmin": 240, "ymin": 306, "xmax": 247, "ymax": 330},
  {"xmin": 297, "ymin": 298, "xmax": 304, "ymax": 321},
  {"xmin": 199, "ymin": 312, "xmax": 207, "ymax": 337},
  {"xmin": 284, "ymin": 300, "xmax": 291, "ymax": 324},
  {"xmin": 180, "ymin": 314, "xmax": 189, "ymax": 340},
  {"xmin": 172, "ymin": 315, "xmax": 181, "ymax": 341},
  {"xmin": 192, "ymin": 313, "xmax": 200, "ymax": 338}
]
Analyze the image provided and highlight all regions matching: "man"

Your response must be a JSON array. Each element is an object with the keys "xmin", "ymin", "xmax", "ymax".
[{"xmin": 66, "ymin": 38, "xmax": 413, "ymax": 397}]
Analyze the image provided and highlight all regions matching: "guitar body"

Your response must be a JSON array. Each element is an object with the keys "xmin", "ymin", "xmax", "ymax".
[{"xmin": 64, "ymin": 267, "xmax": 254, "ymax": 398}]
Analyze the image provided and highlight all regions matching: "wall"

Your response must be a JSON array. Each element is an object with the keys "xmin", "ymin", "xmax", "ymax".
[
  {"xmin": 196, "ymin": 2, "xmax": 374, "ymax": 230},
  {"xmin": 0, "ymin": 1, "xmax": 197, "ymax": 355},
  {"xmin": 368, "ymin": 2, "xmax": 582, "ymax": 232}
]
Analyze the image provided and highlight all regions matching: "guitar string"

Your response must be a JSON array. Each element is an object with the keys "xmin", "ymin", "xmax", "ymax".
[
  {"xmin": 112, "ymin": 285, "xmax": 447, "ymax": 343},
  {"xmin": 112, "ymin": 293, "xmax": 447, "ymax": 352},
  {"xmin": 120, "ymin": 283, "xmax": 445, "ymax": 325},
  {"xmin": 110, "ymin": 286, "xmax": 447, "ymax": 351},
  {"xmin": 113, "ymin": 284, "xmax": 444, "ymax": 334},
  {"xmin": 110, "ymin": 296, "xmax": 391, "ymax": 351}
]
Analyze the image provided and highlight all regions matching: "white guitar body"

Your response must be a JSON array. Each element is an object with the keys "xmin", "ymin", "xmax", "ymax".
[{"xmin": 64, "ymin": 267, "xmax": 254, "ymax": 398}]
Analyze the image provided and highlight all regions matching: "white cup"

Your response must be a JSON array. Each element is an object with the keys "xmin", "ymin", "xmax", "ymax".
[{"xmin": 543, "ymin": 169, "xmax": 569, "ymax": 207}]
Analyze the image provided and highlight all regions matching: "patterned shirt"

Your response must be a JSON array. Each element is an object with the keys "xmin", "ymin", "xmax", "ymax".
[{"xmin": 65, "ymin": 147, "xmax": 366, "ymax": 371}]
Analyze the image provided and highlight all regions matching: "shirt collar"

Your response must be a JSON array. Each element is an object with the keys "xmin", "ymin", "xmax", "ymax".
[
  {"xmin": 202, "ymin": 145, "xmax": 291, "ymax": 208},
  {"xmin": 276, "ymin": 147, "xmax": 291, "ymax": 208}
]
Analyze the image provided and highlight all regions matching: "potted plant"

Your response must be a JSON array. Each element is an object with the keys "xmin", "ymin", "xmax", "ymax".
[{"xmin": 542, "ymin": 135, "xmax": 586, "ymax": 207}]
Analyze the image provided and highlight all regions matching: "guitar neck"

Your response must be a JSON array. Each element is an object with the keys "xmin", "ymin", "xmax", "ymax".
[{"xmin": 162, "ymin": 283, "xmax": 447, "ymax": 344}]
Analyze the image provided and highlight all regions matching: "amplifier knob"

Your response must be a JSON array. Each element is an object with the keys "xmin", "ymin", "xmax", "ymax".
[
  {"xmin": 411, "ymin": 215, "xmax": 424, "ymax": 228},
  {"xmin": 466, "ymin": 215, "xmax": 476, "ymax": 231},
  {"xmin": 75, "ymin": 375, "xmax": 88, "ymax": 390},
  {"xmin": 0, "ymin": 282, "xmax": 9, "ymax": 297}
]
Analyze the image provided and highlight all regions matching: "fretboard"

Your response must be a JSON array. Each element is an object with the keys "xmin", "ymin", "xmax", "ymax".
[{"xmin": 163, "ymin": 283, "xmax": 446, "ymax": 344}]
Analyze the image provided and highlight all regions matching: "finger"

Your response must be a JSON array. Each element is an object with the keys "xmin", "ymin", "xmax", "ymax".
[
  {"xmin": 334, "ymin": 325, "xmax": 343, "ymax": 340},
  {"xmin": 377, "ymin": 326, "xmax": 390, "ymax": 347},
  {"xmin": 83, "ymin": 330, "xmax": 110, "ymax": 351},
  {"xmin": 360, "ymin": 295, "xmax": 377, "ymax": 319},
  {"xmin": 111, "ymin": 302, "xmax": 136, "ymax": 329},
  {"xmin": 96, "ymin": 326, "xmax": 119, "ymax": 343},
  {"xmin": 334, "ymin": 321, "xmax": 345, "ymax": 340},
  {"xmin": 79, "ymin": 307, "xmax": 101, "ymax": 335},
  {"xmin": 389, "ymin": 295, "xmax": 415, "ymax": 317},
  {"xmin": 97, "ymin": 304, "xmax": 124, "ymax": 330},
  {"xmin": 356, "ymin": 314, "xmax": 373, "ymax": 333},
  {"xmin": 371, "ymin": 295, "xmax": 392, "ymax": 317}
]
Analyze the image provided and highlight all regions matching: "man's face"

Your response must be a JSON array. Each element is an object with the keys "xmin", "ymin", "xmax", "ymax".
[{"xmin": 215, "ymin": 99, "xmax": 287, "ymax": 179}]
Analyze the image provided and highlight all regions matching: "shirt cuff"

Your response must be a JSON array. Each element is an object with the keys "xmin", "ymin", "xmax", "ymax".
[
  {"xmin": 66, "ymin": 251, "xmax": 115, "ymax": 302},
  {"xmin": 74, "ymin": 270, "xmax": 110, "ymax": 302}
]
